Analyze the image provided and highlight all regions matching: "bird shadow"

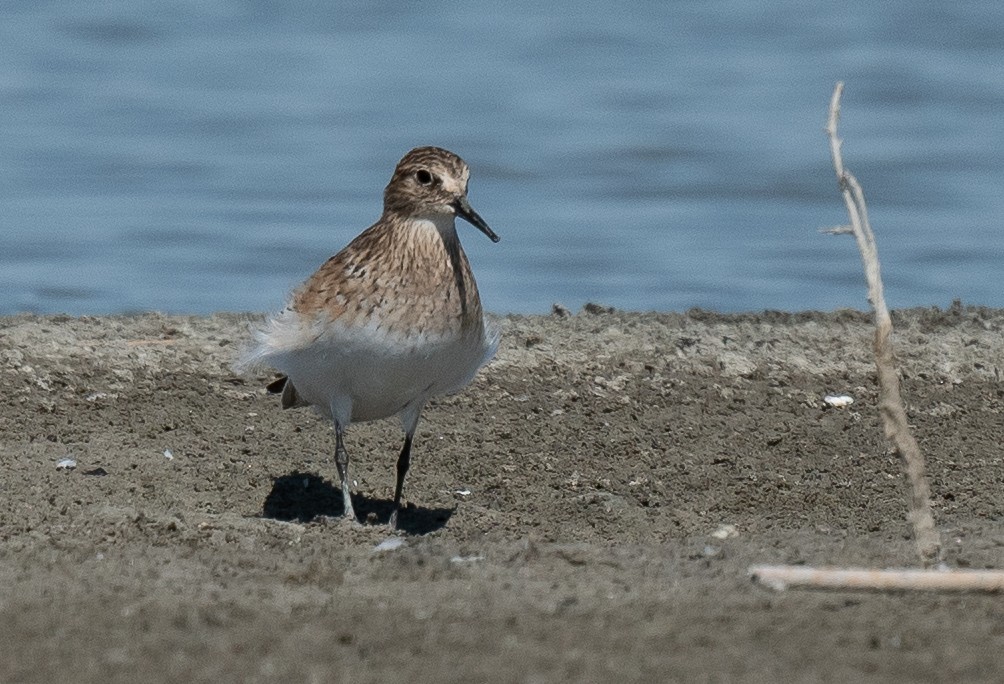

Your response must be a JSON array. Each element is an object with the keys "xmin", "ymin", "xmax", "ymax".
[{"xmin": 261, "ymin": 471, "xmax": 453, "ymax": 536}]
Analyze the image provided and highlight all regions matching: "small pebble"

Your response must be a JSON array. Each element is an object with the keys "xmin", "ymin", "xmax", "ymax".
[
  {"xmin": 551, "ymin": 303, "xmax": 571, "ymax": 318},
  {"xmin": 55, "ymin": 458, "xmax": 76, "ymax": 470},
  {"xmin": 823, "ymin": 394, "xmax": 854, "ymax": 408},
  {"xmin": 711, "ymin": 523, "xmax": 738, "ymax": 540}
]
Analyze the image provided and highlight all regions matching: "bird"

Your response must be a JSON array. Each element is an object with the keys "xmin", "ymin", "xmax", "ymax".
[{"xmin": 239, "ymin": 146, "xmax": 501, "ymax": 529}]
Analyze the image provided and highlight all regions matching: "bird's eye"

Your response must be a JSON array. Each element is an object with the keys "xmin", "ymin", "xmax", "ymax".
[{"xmin": 415, "ymin": 169, "xmax": 434, "ymax": 186}]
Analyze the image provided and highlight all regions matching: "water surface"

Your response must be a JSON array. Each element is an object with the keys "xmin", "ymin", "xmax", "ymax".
[{"xmin": 3, "ymin": 1, "xmax": 1003, "ymax": 314}]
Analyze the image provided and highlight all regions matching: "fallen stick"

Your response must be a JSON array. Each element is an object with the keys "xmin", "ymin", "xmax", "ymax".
[
  {"xmin": 750, "ymin": 565, "xmax": 1004, "ymax": 593},
  {"xmin": 825, "ymin": 82, "xmax": 941, "ymax": 565}
]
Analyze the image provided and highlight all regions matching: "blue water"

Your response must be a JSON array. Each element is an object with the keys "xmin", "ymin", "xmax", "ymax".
[{"xmin": 3, "ymin": 1, "xmax": 1003, "ymax": 315}]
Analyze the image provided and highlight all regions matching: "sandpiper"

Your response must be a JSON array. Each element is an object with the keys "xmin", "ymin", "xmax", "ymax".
[{"xmin": 240, "ymin": 146, "xmax": 500, "ymax": 528}]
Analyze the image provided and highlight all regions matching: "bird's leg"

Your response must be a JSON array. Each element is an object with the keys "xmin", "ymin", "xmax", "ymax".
[
  {"xmin": 388, "ymin": 432, "xmax": 414, "ymax": 529},
  {"xmin": 334, "ymin": 424, "xmax": 356, "ymax": 521}
]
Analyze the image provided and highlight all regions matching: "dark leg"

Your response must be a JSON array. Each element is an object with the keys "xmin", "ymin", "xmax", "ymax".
[
  {"xmin": 334, "ymin": 425, "xmax": 356, "ymax": 521},
  {"xmin": 388, "ymin": 432, "xmax": 413, "ymax": 529}
]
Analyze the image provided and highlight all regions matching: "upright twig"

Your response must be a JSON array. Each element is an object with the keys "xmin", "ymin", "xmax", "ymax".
[{"xmin": 825, "ymin": 82, "xmax": 940, "ymax": 565}]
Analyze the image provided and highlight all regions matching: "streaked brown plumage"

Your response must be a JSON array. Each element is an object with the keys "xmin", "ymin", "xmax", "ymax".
[{"xmin": 240, "ymin": 146, "xmax": 500, "ymax": 529}]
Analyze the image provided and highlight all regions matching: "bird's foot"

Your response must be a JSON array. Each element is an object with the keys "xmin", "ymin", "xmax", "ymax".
[{"xmin": 341, "ymin": 493, "xmax": 359, "ymax": 525}]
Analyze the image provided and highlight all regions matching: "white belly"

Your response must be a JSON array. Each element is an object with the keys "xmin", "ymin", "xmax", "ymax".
[{"xmin": 244, "ymin": 311, "xmax": 499, "ymax": 425}]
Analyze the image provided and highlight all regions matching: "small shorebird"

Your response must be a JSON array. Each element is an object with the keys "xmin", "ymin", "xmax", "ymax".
[{"xmin": 240, "ymin": 146, "xmax": 500, "ymax": 528}]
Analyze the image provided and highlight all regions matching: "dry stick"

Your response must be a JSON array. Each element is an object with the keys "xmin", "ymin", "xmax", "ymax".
[
  {"xmin": 750, "ymin": 566, "xmax": 1004, "ymax": 593},
  {"xmin": 826, "ymin": 82, "xmax": 940, "ymax": 565},
  {"xmin": 747, "ymin": 85, "xmax": 998, "ymax": 591}
]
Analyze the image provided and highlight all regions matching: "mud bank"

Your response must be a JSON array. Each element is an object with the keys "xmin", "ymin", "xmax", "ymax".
[{"xmin": 1, "ymin": 307, "xmax": 1002, "ymax": 682}]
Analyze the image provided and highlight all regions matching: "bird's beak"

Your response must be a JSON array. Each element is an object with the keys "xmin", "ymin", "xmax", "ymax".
[{"xmin": 453, "ymin": 196, "xmax": 500, "ymax": 243}]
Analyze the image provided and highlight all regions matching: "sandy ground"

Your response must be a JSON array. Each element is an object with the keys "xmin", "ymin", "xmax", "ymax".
[{"xmin": 1, "ymin": 306, "xmax": 1003, "ymax": 682}]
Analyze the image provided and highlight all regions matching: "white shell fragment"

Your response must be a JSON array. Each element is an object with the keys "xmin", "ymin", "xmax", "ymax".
[
  {"xmin": 163, "ymin": 449, "xmax": 174, "ymax": 460},
  {"xmin": 55, "ymin": 458, "xmax": 77, "ymax": 470},
  {"xmin": 450, "ymin": 555, "xmax": 485, "ymax": 564},
  {"xmin": 823, "ymin": 394, "xmax": 854, "ymax": 408},
  {"xmin": 372, "ymin": 537, "xmax": 406, "ymax": 553}
]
